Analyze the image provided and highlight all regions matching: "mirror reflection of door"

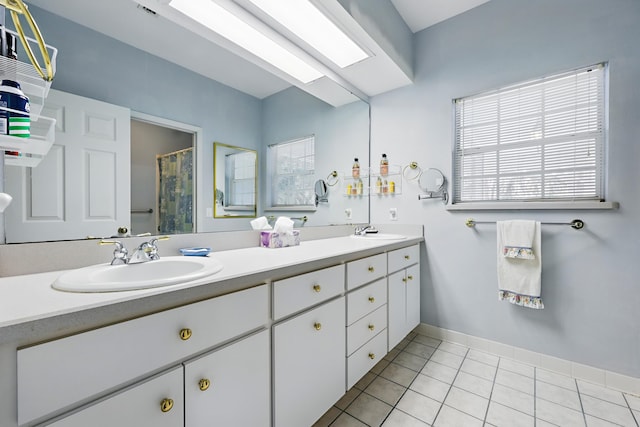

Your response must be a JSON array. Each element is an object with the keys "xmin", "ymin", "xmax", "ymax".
[{"xmin": 130, "ymin": 119, "xmax": 194, "ymax": 235}]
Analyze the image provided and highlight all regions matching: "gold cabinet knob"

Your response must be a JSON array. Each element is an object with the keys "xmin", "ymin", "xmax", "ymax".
[
  {"xmin": 404, "ymin": 255, "xmax": 410, "ymax": 260},
  {"xmin": 199, "ymin": 378, "xmax": 211, "ymax": 391},
  {"xmin": 312, "ymin": 284, "xmax": 321, "ymax": 293},
  {"xmin": 160, "ymin": 398, "xmax": 174, "ymax": 413},
  {"xmin": 368, "ymin": 266, "xmax": 375, "ymax": 272},
  {"xmin": 407, "ymin": 275, "xmax": 414, "ymax": 281},
  {"xmin": 368, "ymin": 353, "xmax": 376, "ymax": 360},
  {"xmin": 402, "ymin": 277, "xmax": 408, "ymax": 283},
  {"xmin": 368, "ymin": 296, "xmax": 375, "ymax": 303},
  {"xmin": 368, "ymin": 324, "xmax": 375, "ymax": 331},
  {"xmin": 314, "ymin": 322, "xmax": 322, "ymax": 331},
  {"xmin": 179, "ymin": 328, "xmax": 192, "ymax": 341}
]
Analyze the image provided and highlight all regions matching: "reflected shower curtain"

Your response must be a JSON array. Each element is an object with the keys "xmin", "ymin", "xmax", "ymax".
[{"xmin": 157, "ymin": 148, "xmax": 193, "ymax": 234}]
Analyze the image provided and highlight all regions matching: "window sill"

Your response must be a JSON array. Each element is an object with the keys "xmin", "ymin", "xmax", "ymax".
[{"xmin": 446, "ymin": 201, "xmax": 619, "ymax": 211}]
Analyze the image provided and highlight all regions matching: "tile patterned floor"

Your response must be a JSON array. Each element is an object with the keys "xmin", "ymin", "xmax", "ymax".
[{"xmin": 313, "ymin": 330, "xmax": 640, "ymax": 427}]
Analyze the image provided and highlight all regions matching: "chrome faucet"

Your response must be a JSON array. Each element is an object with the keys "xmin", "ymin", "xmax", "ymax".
[
  {"xmin": 354, "ymin": 225, "xmax": 377, "ymax": 236},
  {"xmin": 100, "ymin": 236, "xmax": 169, "ymax": 265}
]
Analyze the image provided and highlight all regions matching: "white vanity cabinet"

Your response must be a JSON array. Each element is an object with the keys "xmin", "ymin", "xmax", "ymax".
[
  {"xmin": 184, "ymin": 329, "xmax": 270, "ymax": 427},
  {"xmin": 272, "ymin": 266, "xmax": 346, "ymax": 427},
  {"xmin": 18, "ymin": 284, "xmax": 269, "ymax": 426},
  {"xmin": 388, "ymin": 245, "xmax": 421, "ymax": 350},
  {"xmin": 46, "ymin": 367, "xmax": 184, "ymax": 427}
]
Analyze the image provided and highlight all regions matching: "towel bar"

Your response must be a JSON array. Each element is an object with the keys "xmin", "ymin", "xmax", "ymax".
[
  {"xmin": 131, "ymin": 208, "xmax": 153, "ymax": 214},
  {"xmin": 267, "ymin": 215, "xmax": 308, "ymax": 222},
  {"xmin": 465, "ymin": 218, "xmax": 584, "ymax": 230}
]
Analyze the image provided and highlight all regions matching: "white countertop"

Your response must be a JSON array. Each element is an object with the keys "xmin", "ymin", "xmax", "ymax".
[{"xmin": 0, "ymin": 234, "xmax": 422, "ymax": 342}]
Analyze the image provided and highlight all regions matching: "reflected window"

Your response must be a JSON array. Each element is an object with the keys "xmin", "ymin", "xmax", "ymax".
[
  {"xmin": 225, "ymin": 151, "xmax": 256, "ymax": 207},
  {"xmin": 268, "ymin": 136, "xmax": 315, "ymax": 207}
]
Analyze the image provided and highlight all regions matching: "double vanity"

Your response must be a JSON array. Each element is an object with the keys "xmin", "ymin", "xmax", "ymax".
[{"xmin": 0, "ymin": 228, "xmax": 423, "ymax": 427}]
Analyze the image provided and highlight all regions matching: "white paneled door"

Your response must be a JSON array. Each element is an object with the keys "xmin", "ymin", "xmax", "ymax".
[{"xmin": 4, "ymin": 89, "xmax": 130, "ymax": 243}]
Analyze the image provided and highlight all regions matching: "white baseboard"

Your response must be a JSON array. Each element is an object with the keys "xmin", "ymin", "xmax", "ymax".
[{"xmin": 416, "ymin": 323, "xmax": 640, "ymax": 396}]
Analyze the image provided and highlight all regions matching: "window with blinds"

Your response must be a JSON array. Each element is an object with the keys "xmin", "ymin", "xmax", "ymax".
[
  {"xmin": 453, "ymin": 63, "xmax": 606, "ymax": 204},
  {"xmin": 268, "ymin": 135, "xmax": 315, "ymax": 207}
]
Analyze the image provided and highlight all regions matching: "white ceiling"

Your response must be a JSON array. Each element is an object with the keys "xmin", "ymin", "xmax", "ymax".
[{"xmin": 26, "ymin": 0, "xmax": 489, "ymax": 103}]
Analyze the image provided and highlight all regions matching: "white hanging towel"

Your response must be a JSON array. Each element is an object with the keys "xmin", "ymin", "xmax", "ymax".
[{"xmin": 496, "ymin": 220, "xmax": 544, "ymax": 309}]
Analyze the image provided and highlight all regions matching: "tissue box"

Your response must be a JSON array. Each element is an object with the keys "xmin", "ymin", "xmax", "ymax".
[{"xmin": 260, "ymin": 230, "xmax": 300, "ymax": 248}]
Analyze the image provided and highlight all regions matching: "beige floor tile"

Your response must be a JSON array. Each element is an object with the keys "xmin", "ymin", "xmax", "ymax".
[
  {"xmin": 370, "ymin": 358, "xmax": 391, "ymax": 375},
  {"xmin": 345, "ymin": 392, "xmax": 393, "ymax": 427},
  {"xmin": 585, "ymin": 414, "xmax": 626, "ymax": 426},
  {"xmin": 312, "ymin": 406, "xmax": 342, "ymax": 427},
  {"xmin": 437, "ymin": 342, "xmax": 469, "ymax": 357},
  {"xmin": 453, "ymin": 371, "xmax": 493, "ymax": 398},
  {"xmin": 412, "ymin": 334, "xmax": 441, "ymax": 348},
  {"xmin": 335, "ymin": 387, "xmax": 362, "ymax": 410},
  {"xmin": 537, "ymin": 380, "xmax": 582, "ymax": 411},
  {"xmin": 625, "ymin": 393, "xmax": 640, "ymax": 411},
  {"xmin": 365, "ymin": 376, "xmax": 407, "ymax": 406},
  {"xmin": 379, "ymin": 362, "xmax": 418, "ymax": 388},
  {"xmin": 430, "ymin": 349, "xmax": 464, "ymax": 369},
  {"xmin": 485, "ymin": 401, "xmax": 534, "ymax": 427},
  {"xmin": 460, "ymin": 358, "xmax": 497, "ymax": 381},
  {"xmin": 331, "ymin": 412, "xmax": 368, "ymax": 427},
  {"xmin": 396, "ymin": 389, "xmax": 441, "ymax": 425},
  {"xmin": 382, "ymin": 409, "xmax": 430, "ymax": 427},
  {"xmin": 421, "ymin": 360, "xmax": 458, "ymax": 384},
  {"xmin": 467, "ymin": 349, "xmax": 499, "ymax": 367},
  {"xmin": 577, "ymin": 380, "xmax": 627, "ymax": 406},
  {"xmin": 581, "ymin": 395, "xmax": 637, "ymax": 426},
  {"xmin": 404, "ymin": 341, "xmax": 437, "ymax": 359},
  {"xmin": 394, "ymin": 351, "xmax": 428, "ymax": 372},
  {"xmin": 498, "ymin": 358, "xmax": 535, "ymax": 378},
  {"xmin": 443, "ymin": 386, "xmax": 488, "ymax": 420},
  {"xmin": 354, "ymin": 371, "xmax": 377, "ymax": 391},
  {"xmin": 536, "ymin": 368, "xmax": 578, "ymax": 391},
  {"xmin": 536, "ymin": 397, "xmax": 586, "ymax": 427},
  {"xmin": 410, "ymin": 372, "xmax": 451, "ymax": 402},
  {"xmin": 490, "ymin": 383, "xmax": 534, "ymax": 415},
  {"xmin": 495, "ymin": 368, "xmax": 534, "ymax": 395},
  {"xmin": 434, "ymin": 405, "xmax": 483, "ymax": 427}
]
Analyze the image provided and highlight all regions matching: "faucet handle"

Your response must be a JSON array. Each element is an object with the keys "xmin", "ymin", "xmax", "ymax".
[
  {"xmin": 147, "ymin": 236, "xmax": 170, "ymax": 260},
  {"xmin": 99, "ymin": 239, "xmax": 129, "ymax": 265}
]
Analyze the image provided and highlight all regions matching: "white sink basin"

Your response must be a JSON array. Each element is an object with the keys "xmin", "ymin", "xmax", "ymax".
[
  {"xmin": 351, "ymin": 233, "xmax": 408, "ymax": 241},
  {"xmin": 52, "ymin": 256, "xmax": 224, "ymax": 293}
]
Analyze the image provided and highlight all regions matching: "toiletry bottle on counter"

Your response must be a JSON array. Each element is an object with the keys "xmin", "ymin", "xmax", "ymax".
[
  {"xmin": 356, "ymin": 178, "xmax": 363, "ymax": 195},
  {"xmin": 380, "ymin": 153, "xmax": 389, "ymax": 176},
  {"xmin": 0, "ymin": 79, "xmax": 30, "ymax": 138},
  {"xmin": 389, "ymin": 181, "xmax": 395, "ymax": 193},
  {"xmin": 352, "ymin": 157, "xmax": 360, "ymax": 178}
]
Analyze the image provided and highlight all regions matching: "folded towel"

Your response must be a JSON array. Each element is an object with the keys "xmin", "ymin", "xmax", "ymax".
[{"xmin": 497, "ymin": 220, "xmax": 544, "ymax": 309}]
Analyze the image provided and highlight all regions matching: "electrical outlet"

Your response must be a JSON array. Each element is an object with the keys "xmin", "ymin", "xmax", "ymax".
[
  {"xmin": 345, "ymin": 208, "xmax": 352, "ymax": 220},
  {"xmin": 389, "ymin": 208, "xmax": 398, "ymax": 221}
]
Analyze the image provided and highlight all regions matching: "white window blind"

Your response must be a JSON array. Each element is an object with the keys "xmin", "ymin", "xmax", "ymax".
[
  {"xmin": 225, "ymin": 151, "xmax": 256, "ymax": 208},
  {"xmin": 268, "ymin": 136, "xmax": 315, "ymax": 207},
  {"xmin": 453, "ymin": 63, "xmax": 606, "ymax": 204}
]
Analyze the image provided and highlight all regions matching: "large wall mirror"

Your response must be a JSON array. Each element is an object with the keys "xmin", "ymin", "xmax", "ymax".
[
  {"xmin": 0, "ymin": 3, "xmax": 370, "ymax": 243},
  {"xmin": 213, "ymin": 143, "xmax": 257, "ymax": 219}
]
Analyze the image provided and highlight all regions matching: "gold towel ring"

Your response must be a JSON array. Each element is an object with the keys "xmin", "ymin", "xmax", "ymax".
[
  {"xmin": 326, "ymin": 170, "xmax": 339, "ymax": 187},
  {"xmin": 402, "ymin": 162, "xmax": 422, "ymax": 181},
  {"xmin": 2, "ymin": 0, "xmax": 54, "ymax": 81}
]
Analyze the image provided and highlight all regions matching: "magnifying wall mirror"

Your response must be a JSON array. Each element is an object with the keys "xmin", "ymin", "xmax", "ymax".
[
  {"xmin": 314, "ymin": 179, "xmax": 329, "ymax": 206},
  {"xmin": 213, "ymin": 142, "xmax": 258, "ymax": 218},
  {"xmin": 418, "ymin": 168, "xmax": 448, "ymax": 203}
]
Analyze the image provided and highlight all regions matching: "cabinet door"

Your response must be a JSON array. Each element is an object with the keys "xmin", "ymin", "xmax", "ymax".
[
  {"xmin": 387, "ymin": 270, "xmax": 406, "ymax": 351},
  {"xmin": 273, "ymin": 297, "xmax": 346, "ymax": 427},
  {"xmin": 185, "ymin": 329, "xmax": 270, "ymax": 427},
  {"xmin": 406, "ymin": 264, "xmax": 421, "ymax": 333},
  {"xmin": 47, "ymin": 367, "xmax": 183, "ymax": 427}
]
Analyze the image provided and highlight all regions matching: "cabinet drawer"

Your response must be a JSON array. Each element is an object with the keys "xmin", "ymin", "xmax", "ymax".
[
  {"xmin": 347, "ymin": 304, "xmax": 387, "ymax": 356},
  {"xmin": 347, "ymin": 330, "xmax": 387, "ymax": 389},
  {"xmin": 48, "ymin": 366, "xmax": 184, "ymax": 427},
  {"xmin": 273, "ymin": 264, "xmax": 344, "ymax": 320},
  {"xmin": 346, "ymin": 278, "xmax": 386, "ymax": 325},
  {"xmin": 18, "ymin": 285, "xmax": 268, "ymax": 426},
  {"xmin": 388, "ymin": 244, "xmax": 420, "ymax": 274},
  {"xmin": 346, "ymin": 253, "xmax": 387, "ymax": 290}
]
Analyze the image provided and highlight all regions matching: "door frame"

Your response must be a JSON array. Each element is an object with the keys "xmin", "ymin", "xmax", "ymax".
[{"xmin": 130, "ymin": 111, "xmax": 203, "ymax": 233}]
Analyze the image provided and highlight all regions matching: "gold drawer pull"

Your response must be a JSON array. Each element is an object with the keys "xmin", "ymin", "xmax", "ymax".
[
  {"xmin": 160, "ymin": 398, "xmax": 174, "ymax": 413},
  {"xmin": 368, "ymin": 353, "xmax": 376, "ymax": 360},
  {"xmin": 407, "ymin": 275, "xmax": 414, "ymax": 281},
  {"xmin": 402, "ymin": 277, "xmax": 408, "ymax": 283},
  {"xmin": 368, "ymin": 324, "xmax": 375, "ymax": 331},
  {"xmin": 199, "ymin": 378, "xmax": 211, "ymax": 391},
  {"xmin": 368, "ymin": 296, "xmax": 375, "ymax": 303},
  {"xmin": 404, "ymin": 255, "xmax": 410, "ymax": 260},
  {"xmin": 314, "ymin": 322, "xmax": 322, "ymax": 331},
  {"xmin": 312, "ymin": 284, "xmax": 321, "ymax": 293},
  {"xmin": 179, "ymin": 328, "xmax": 192, "ymax": 341},
  {"xmin": 368, "ymin": 266, "xmax": 374, "ymax": 272}
]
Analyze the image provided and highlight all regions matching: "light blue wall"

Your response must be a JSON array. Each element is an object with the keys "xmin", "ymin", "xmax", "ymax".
[
  {"xmin": 24, "ymin": 6, "xmax": 263, "ymax": 233},
  {"xmin": 370, "ymin": 0, "xmax": 640, "ymax": 377},
  {"xmin": 261, "ymin": 87, "xmax": 370, "ymax": 225}
]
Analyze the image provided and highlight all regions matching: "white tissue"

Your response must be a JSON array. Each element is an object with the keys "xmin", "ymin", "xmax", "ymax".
[
  {"xmin": 250, "ymin": 216, "xmax": 272, "ymax": 230},
  {"xmin": 273, "ymin": 216, "xmax": 294, "ymax": 235}
]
